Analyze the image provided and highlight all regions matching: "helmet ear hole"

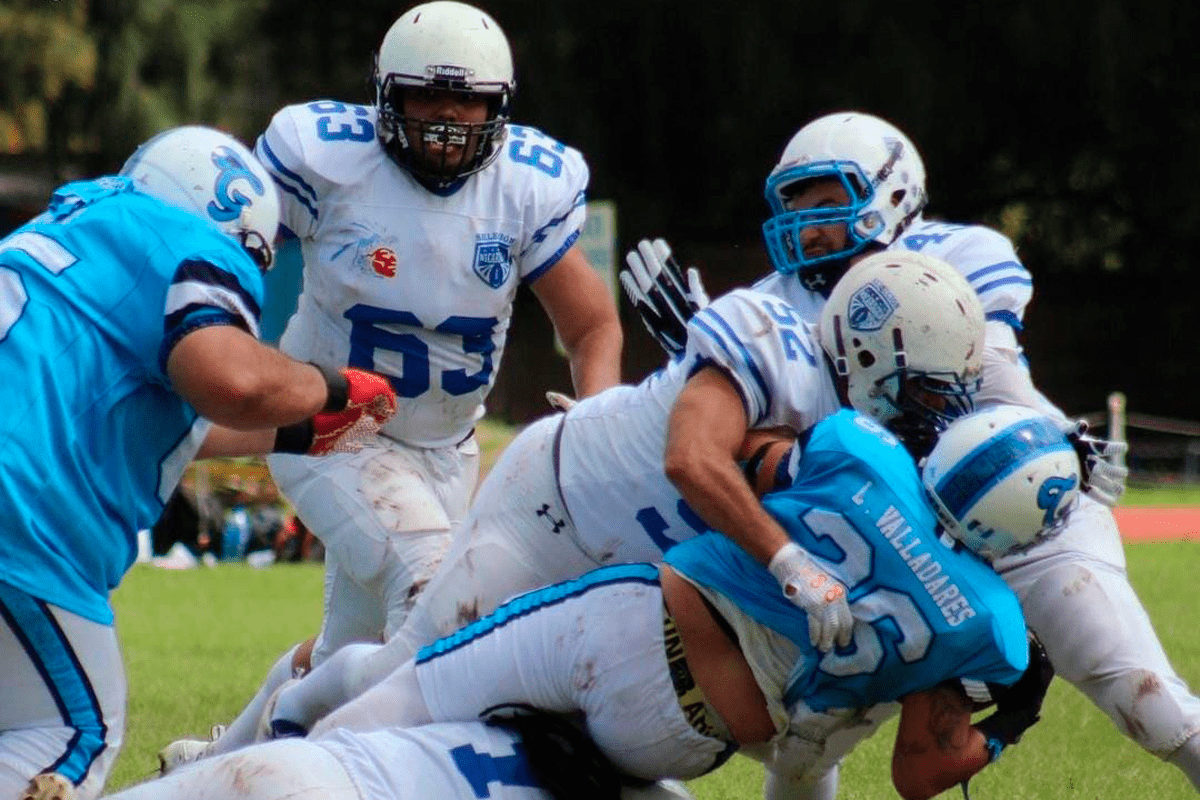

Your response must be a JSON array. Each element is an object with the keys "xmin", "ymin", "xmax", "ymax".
[
  {"xmin": 856, "ymin": 351, "xmax": 875, "ymax": 369},
  {"xmin": 890, "ymin": 188, "xmax": 907, "ymax": 207}
]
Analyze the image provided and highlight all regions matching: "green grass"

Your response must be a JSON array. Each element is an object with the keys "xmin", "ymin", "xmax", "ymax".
[{"xmin": 1124, "ymin": 483, "xmax": 1200, "ymax": 507}]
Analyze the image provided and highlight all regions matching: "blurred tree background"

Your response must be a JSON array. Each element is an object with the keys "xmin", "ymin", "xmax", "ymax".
[{"xmin": 2, "ymin": 0, "xmax": 1197, "ymax": 423}]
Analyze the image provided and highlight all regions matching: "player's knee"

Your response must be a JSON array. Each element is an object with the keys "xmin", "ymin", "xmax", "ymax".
[{"xmin": 1090, "ymin": 669, "xmax": 1200, "ymax": 758}]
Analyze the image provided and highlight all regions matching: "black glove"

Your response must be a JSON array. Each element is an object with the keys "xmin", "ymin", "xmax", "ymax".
[
  {"xmin": 620, "ymin": 238, "xmax": 709, "ymax": 357},
  {"xmin": 1060, "ymin": 419, "xmax": 1129, "ymax": 506},
  {"xmin": 486, "ymin": 705, "xmax": 647, "ymax": 800},
  {"xmin": 974, "ymin": 633, "xmax": 1055, "ymax": 759}
]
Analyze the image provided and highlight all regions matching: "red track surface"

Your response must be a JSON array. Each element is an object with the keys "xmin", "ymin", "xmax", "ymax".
[{"xmin": 1114, "ymin": 507, "xmax": 1200, "ymax": 541}]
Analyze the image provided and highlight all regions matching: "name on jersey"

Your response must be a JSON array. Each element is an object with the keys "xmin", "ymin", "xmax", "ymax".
[
  {"xmin": 473, "ymin": 233, "xmax": 514, "ymax": 288},
  {"xmin": 876, "ymin": 505, "xmax": 977, "ymax": 627}
]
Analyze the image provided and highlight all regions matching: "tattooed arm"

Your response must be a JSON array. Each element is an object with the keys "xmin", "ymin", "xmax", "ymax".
[{"xmin": 890, "ymin": 681, "xmax": 992, "ymax": 800}]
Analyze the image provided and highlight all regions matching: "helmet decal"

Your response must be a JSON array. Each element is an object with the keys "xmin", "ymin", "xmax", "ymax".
[
  {"xmin": 1038, "ymin": 475, "xmax": 1079, "ymax": 527},
  {"xmin": 846, "ymin": 279, "xmax": 897, "ymax": 332},
  {"xmin": 207, "ymin": 146, "xmax": 267, "ymax": 224}
]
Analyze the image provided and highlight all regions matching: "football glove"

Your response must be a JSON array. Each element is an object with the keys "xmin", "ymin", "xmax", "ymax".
[
  {"xmin": 974, "ymin": 632, "xmax": 1055, "ymax": 759},
  {"xmin": 620, "ymin": 238, "xmax": 709, "ymax": 357},
  {"xmin": 1061, "ymin": 419, "xmax": 1129, "ymax": 506},
  {"xmin": 767, "ymin": 542, "xmax": 853, "ymax": 651},
  {"xmin": 274, "ymin": 367, "xmax": 397, "ymax": 456},
  {"xmin": 309, "ymin": 368, "xmax": 397, "ymax": 455}
]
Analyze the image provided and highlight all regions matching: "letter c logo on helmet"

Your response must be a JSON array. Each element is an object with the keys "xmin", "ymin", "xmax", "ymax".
[
  {"xmin": 207, "ymin": 146, "xmax": 267, "ymax": 224},
  {"xmin": 1037, "ymin": 475, "xmax": 1079, "ymax": 528}
]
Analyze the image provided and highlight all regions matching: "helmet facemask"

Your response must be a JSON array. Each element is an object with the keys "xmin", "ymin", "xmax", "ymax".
[
  {"xmin": 375, "ymin": 68, "xmax": 510, "ymax": 189},
  {"xmin": 762, "ymin": 162, "xmax": 881, "ymax": 276}
]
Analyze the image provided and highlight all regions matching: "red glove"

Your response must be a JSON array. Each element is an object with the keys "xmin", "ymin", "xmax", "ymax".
[{"xmin": 307, "ymin": 368, "xmax": 397, "ymax": 455}]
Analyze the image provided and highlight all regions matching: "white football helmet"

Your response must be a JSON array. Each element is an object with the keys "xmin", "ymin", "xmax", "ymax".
[
  {"xmin": 762, "ymin": 111, "xmax": 927, "ymax": 277},
  {"xmin": 119, "ymin": 125, "xmax": 280, "ymax": 270},
  {"xmin": 374, "ymin": 1, "xmax": 514, "ymax": 188},
  {"xmin": 818, "ymin": 250, "xmax": 984, "ymax": 455},
  {"xmin": 923, "ymin": 404, "xmax": 1081, "ymax": 560}
]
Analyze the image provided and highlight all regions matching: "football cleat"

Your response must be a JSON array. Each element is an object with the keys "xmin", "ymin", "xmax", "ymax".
[
  {"xmin": 158, "ymin": 724, "xmax": 225, "ymax": 775},
  {"xmin": 19, "ymin": 773, "xmax": 76, "ymax": 800}
]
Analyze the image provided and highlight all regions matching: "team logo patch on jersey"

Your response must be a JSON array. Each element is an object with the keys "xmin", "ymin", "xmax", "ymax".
[
  {"xmin": 473, "ymin": 234, "xmax": 515, "ymax": 288},
  {"xmin": 370, "ymin": 246, "xmax": 398, "ymax": 278},
  {"xmin": 847, "ymin": 279, "xmax": 899, "ymax": 331}
]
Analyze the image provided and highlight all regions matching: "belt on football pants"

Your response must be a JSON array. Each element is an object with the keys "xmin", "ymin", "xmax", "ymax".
[{"xmin": 661, "ymin": 603, "xmax": 735, "ymax": 745}]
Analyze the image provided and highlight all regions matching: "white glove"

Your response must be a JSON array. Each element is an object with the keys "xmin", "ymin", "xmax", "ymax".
[
  {"xmin": 767, "ymin": 542, "xmax": 853, "ymax": 651},
  {"xmin": 545, "ymin": 391, "xmax": 577, "ymax": 412},
  {"xmin": 1061, "ymin": 419, "xmax": 1129, "ymax": 506},
  {"xmin": 620, "ymin": 238, "xmax": 709, "ymax": 357}
]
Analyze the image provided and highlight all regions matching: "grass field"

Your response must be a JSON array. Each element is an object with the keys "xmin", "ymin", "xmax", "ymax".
[{"xmin": 104, "ymin": 420, "xmax": 1200, "ymax": 798}]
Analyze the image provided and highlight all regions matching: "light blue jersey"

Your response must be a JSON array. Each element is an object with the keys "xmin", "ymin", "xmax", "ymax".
[
  {"xmin": 0, "ymin": 177, "xmax": 265, "ymax": 624},
  {"xmin": 666, "ymin": 409, "xmax": 1028, "ymax": 712}
]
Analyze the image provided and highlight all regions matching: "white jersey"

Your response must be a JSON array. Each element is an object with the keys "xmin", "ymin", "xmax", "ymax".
[
  {"xmin": 559, "ymin": 288, "xmax": 841, "ymax": 563},
  {"xmin": 256, "ymin": 101, "xmax": 589, "ymax": 447},
  {"xmin": 752, "ymin": 215, "xmax": 1063, "ymax": 418}
]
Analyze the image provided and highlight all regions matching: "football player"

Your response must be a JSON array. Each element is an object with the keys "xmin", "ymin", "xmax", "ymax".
[
  {"xmin": 622, "ymin": 111, "xmax": 1200, "ymax": 794},
  {"xmin": 161, "ymin": 0, "xmax": 624, "ymax": 768},
  {"xmin": 109, "ymin": 712, "xmax": 694, "ymax": 800},
  {"xmin": 290, "ymin": 405, "xmax": 1068, "ymax": 800},
  {"xmin": 0, "ymin": 126, "xmax": 397, "ymax": 800},
  {"xmin": 252, "ymin": 250, "xmax": 983, "ymax": 745}
]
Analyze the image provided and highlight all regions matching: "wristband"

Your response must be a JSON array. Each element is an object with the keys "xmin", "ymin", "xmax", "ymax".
[
  {"xmin": 984, "ymin": 736, "xmax": 1004, "ymax": 763},
  {"xmin": 311, "ymin": 363, "xmax": 348, "ymax": 412},
  {"xmin": 273, "ymin": 419, "xmax": 315, "ymax": 454}
]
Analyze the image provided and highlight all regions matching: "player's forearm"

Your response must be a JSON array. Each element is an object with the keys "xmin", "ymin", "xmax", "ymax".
[
  {"xmin": 196, "ymin": 426, "xmax": 277, "ymax": 459},
  {"xmin": 169, "ymin": 326, "xmax": 330, "ymax": 429},
  {"xmin": 565, "ymin": 318, "xmax": 623, "ymax": 397},
  {"xmin": 664, "ymin": 440, "xmax": 791, "ymax": 564},
  {"xmin": 891, "ymin": 689, "xmax": 991, "ymax": 800}
]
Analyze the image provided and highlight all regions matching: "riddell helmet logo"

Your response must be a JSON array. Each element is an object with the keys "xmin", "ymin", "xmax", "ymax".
[
  {"xmin": 370, "ymin": 247, "xmax": 397, "ymax": 277},
  {"xmin": 428, "ymin": 64, "xmax": 472, "ymax": 80}
]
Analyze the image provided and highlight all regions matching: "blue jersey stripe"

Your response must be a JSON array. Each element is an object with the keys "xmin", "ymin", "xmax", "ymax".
[
  {"xmin": 692, "ymin": 307, "xmax": 772, "ymax": 422},
  {"xmin": 524, "ymin": 229, "xmax": 581, "ymax": 285},
  {"xmin": 0, "ymin": 582, "xmax": 107, "ymax": 783},
  {"xmin": 258, "ymin": 139, "xmax": 319, "ymax": 221},
  {"xmin": 522, "ymin": 190, "xmax": 587, "ymax": 256},
  {"xmin": 965, "ymin": 260, "xmax": 1029, "ymax": 284},
  {"xmin": 985, "ymin": 309, "xmax": 1024, "ymax": 331},
  {"xmin": 975, "ymin": 275, "xmax": 1033, "ymax": 297},
  {"xmin": 416, "ymin": 564, "xmax": 660, "ymax": 664}
]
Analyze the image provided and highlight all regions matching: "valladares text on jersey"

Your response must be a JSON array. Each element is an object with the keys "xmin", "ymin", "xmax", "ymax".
[{"xmin": 873, "ymin": 501, "xmax": 978, "ymax": 627}]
